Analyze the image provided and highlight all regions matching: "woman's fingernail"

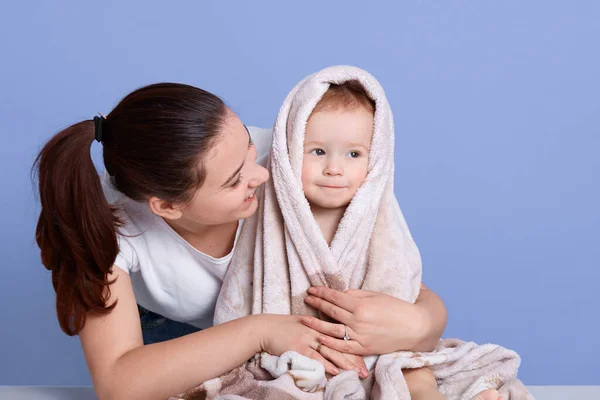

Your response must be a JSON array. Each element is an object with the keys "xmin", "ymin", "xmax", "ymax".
[
  {"xmin": 361, "ymin": 370, "xmax": 369, "ymax": 378},
  {"xmin": 308, "ymin": 287, "xmax": 317, "ymax": 294},
  {"xmin": 318, "ymin": 336, "xmax": 327, "ymax": 343},
  {"xmin": 333, "ymin": 367, "xmax": 340, "ymax": 375},
  {"xmin": 304, "ymin": 296, "xmax": 314, "ymax": 303},
  {"xmin": 301, "ymin": 316, "xmax": 310, "ymax": 325}
]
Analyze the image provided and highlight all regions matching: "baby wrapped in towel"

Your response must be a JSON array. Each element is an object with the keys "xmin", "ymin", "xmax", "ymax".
[{"xmin": 174, "ymin": 66, "xmax": 533, "ymax": 400}]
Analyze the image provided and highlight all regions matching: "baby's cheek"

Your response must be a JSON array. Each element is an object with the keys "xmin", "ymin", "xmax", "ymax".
[
  {"xmin": 300, "ymin": 164, "xmax": 308, "ymax": 185},
  {"xmin": 301, "ymin": 159, "xmax": 317, "ymax": 183},
  {"xmin": 301, "ymin": 171, "xmax": 308, "ymax": 188},
  {"xmin": 360, "ymin": 163, "xmax": 369, "ymax": 182}
]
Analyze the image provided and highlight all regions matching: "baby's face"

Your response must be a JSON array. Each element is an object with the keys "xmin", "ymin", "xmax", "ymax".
[{"xmin": 302, "ymin": 108, "xmax": 373, "ymax": 210}]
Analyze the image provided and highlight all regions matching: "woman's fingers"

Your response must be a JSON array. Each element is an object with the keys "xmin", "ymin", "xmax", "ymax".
[
  {"xmin": 318, "ymin": 345, "xmax": 369, "ymax": 378},
  {"xmin": 345, "ymin": 289, "xmax": 376, "ymax": 298},
  {"xmin": 318, "ymin": 334, "xmax": 367, "ymax": 356},
  {"xmin": 343, "ymin": 353, "xmax": 368, "ymax": 376},
  {"xmin": 300, "ymin": 314, "xmax": 366, "ymax": 355},
  {"xmin": 306, "ymin": 349, "xmax": 340, "ymax": 376},
  {"xmin": 301, "ymin": 316, "xmax": 348, "ymax": 339},
  {"xmin": 304, "ymin": 295, "xmax": 353, "ymax": 324},
  {"xmin": 307, "ymin": 286, "xmax": 359, "ymax": 312}
]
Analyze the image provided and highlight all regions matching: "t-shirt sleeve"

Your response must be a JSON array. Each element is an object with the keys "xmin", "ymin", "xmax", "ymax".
[
  {"xmin": 246, "ymin": 125, "xmax": 273, "ymax": 167},
  {"xmin": 101, "ymin": 172, "xmax": 141, "ymax": 275},
  {"xmin": 113, "ymin": 234, "xmax": 139, "ymax": 275}
]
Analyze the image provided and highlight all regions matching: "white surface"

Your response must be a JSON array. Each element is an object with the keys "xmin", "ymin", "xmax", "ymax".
[
  {"xmin": 0, "ymin": 387, "xmax": 97, "ymax": 399},
  {"xmin": 528, "ymin": 386, "xmax": 600, "ymax": 399},
  {"xmin": 1, "ymin": 386, "xmax": 599, "ymax": 399}
]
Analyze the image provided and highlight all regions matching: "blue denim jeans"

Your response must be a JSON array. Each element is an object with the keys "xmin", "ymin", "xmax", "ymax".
[{"xmin": 138, "ymin": 305, "xmax": 201, "ymax": 345}]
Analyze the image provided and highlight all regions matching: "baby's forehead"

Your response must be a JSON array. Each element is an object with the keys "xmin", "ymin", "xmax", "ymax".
[
  {"xmin": 303, "ymin": 126, "xmax": 373, "ymax": 142},
  {"xmin": 302, "ymin": 108, "xmax": 374, "ymax": 150},
  {"xmin": 303, "ymin": 132, "xmax": 372, "ymax": 148}
]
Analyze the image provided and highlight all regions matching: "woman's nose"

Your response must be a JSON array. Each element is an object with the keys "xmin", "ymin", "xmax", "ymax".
[{"xmin": 248, "ymin": 164, "xmax": 269, "ymax": 188}]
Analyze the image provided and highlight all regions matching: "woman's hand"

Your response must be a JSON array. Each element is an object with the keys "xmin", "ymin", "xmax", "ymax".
[
  {"xmin": 256, "ymin": 314, "xmax": 368, "ymax": 377},
  {"xmin": 301, "ymin": 284, "xmax": 447, "ymax": 356},
  {"xmin": 318, "ymin": 346, "xmax": 369, "ymax": 378}
]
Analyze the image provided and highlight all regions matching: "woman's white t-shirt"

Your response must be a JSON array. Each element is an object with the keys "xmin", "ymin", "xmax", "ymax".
[{"xmin": 102, "ymin": 126, "xmax": 272, "ymax": 329}]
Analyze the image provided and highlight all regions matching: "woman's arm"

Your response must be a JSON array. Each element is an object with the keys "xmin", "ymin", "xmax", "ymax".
[
  {"xmin": 411, "ymin": 283, "xmax": 447, "ymax": 352},
  {"xmin": 300, "ymin": 283, "xmax": 447, "ymax": 356},
  {"xmin": 81, "ymin": 267, "xmax": 266, "ymax": 400},
  {"xmin": 81, "ymin": 267, "xmax": 363, "ymax": 400}
]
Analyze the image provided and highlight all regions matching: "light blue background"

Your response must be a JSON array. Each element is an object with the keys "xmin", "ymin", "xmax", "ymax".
[{"xmin": 1, "ymin": 0, "xmax": 598, "ymax": 387}]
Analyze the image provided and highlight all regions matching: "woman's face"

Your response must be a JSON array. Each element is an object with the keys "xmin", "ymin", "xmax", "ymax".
[{"xmin": 173, "ymin": 110, "xmax": 269, "ymax": 226}]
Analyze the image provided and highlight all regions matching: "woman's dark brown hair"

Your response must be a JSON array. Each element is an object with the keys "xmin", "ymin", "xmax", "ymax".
[{"xmin": 33, "ymin": 83, "xmax": 227, "ymax": 335}]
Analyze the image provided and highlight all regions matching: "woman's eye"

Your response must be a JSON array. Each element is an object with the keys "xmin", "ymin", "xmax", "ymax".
[{"xmin": 231, "ymin": 174, "xmax": 243, "ymax": 188}]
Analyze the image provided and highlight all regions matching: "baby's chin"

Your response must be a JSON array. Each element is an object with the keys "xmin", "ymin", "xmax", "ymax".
[{"xmin": 306, "ymin": 197, "xmax": 353, "ymax": 210}]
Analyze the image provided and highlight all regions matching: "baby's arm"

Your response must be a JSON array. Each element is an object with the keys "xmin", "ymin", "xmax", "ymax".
[
  {"xmin": 404, "ymin": 368, "xmax": 505, "ymax": 400},
  {"xmin": 403, "ymin": 367, "xmax": 447, "ymax": 400}
]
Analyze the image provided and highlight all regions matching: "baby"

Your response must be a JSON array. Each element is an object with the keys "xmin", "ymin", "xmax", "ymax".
[
  {"xmin": 301, "ymin": 81, "xmax": 502, "ymax": 400},
  {"xmin": 201, "ymin": 66, "xmax": 523, "ymax": 400}
]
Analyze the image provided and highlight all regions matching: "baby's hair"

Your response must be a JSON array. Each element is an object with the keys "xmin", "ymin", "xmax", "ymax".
[{"xmin": 312, "ymin": 80, "xmax": 375, "ymax": 115}]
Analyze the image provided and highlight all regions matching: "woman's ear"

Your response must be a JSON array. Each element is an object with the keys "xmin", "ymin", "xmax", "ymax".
[{"xmin": 148, "ymin": 196, "xmax": 183, "ymax": 220}]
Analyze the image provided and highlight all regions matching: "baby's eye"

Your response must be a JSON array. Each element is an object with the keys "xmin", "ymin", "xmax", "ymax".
[
  {"xmin": 348, "ymin": 151, "xmax": 361, "ymax": 158},
  {"xmin": 310, "ymin": 149, "xmax": 326, "ymax": 156}
]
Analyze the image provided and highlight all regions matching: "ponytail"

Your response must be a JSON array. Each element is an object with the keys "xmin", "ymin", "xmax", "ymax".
[
  {"xmin": 34, "ymin": 83, "xmax": 228, "ymax": 335},
  {"xmin": 34, "ymin": 121, "xmax": 121, "ymax": 335}
]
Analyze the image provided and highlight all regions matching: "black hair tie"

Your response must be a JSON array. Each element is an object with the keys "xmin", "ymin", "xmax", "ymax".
[{"xmin": 93, "ymin": 115, "xmax": 105, "ymax": 143}]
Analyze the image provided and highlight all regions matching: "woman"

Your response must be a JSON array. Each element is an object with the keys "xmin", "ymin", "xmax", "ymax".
[{"xmin": 34, "ymin": 83, "xmax": 447, "ymax": 400}]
